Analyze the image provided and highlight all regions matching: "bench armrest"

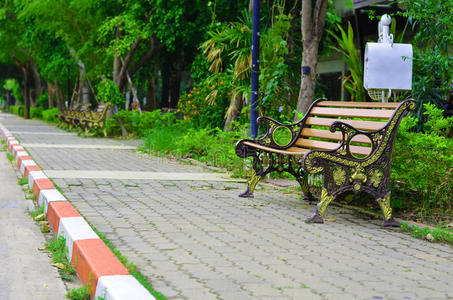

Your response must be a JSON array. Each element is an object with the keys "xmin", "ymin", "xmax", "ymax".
[
  {"xmin": 303, "ymin": 121, "xmax": 384, "ymax": 174},
  {"xmin": 255, "ymin": 116, "xmax": 303, "ymax": 149}
]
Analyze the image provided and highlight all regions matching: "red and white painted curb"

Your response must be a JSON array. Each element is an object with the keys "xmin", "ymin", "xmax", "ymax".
[{"xmin": 0, "ymin": 122, "xmax": 155, "ymax": 300}]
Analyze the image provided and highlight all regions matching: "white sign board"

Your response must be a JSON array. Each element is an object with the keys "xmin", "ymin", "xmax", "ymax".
[{"xmin": 364, "ymin": 42, "xmax": 413, "ymax": 90}]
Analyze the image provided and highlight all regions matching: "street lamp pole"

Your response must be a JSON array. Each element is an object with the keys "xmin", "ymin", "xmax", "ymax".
[{"xmin": 250, "ymin": 0, "xmax": 260, "ymax": 138}]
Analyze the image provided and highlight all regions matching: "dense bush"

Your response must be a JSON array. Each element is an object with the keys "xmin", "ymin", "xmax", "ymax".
[
  {"xmin": 140, "ymin": 118, "xmax": 248, "ymax": 177},
  {"xmin": 9, "ymin": 105, "xmax": 24, "ymax": 116},
  {"xmin": 391, "ymin": 108, "xmax": 453, "ymax": 221},
  {"xmin": 178, "ymin": 74, "xmax": 231, "ymax": 129},
  {"xmin": 41, "ymin": 108, "xmax": 60, "ymax": 123},
  {"xmin": 30, "ymin": 107, "xmax": 43, "ymax": 119},
  {"xmin": 106, "ymin": 109, "xmax": 178, "ymax": 137},
  {"xmin": 9, "ymin": 105, "xmax": 60, "ymax": 124}
]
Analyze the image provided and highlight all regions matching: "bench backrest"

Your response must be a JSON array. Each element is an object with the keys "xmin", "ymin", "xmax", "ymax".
[{"xmin": 295, "ymin": 100, "xmax": 402, "ymax": 158}]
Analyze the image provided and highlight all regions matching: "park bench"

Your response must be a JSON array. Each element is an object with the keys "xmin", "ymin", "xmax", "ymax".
[
  {"xmin": 235, "ymin": 99, "xmax": 415, "ymax": 226},
  {"xmin": 74, "ymin": 102, "xmax": 111, "ymax": 137},
  {"xmin": 56, "ymin": 103, "xmax": 91, "ymax": 129}
]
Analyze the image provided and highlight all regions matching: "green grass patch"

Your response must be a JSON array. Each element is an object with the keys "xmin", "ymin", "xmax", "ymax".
[
  {"xmin": 6, "ymin": 152, "xmax": 14, "ymax": 163},
  {"xmin": 18, "ymin": 178, "xmax": 28, "ymax": 185},
  {"xmin": 29, "ymin": 204, "xmax": 45, "ymax": 221},
  {"xmin": 400, "ymin": 222, "xmax": 453, "ymax": 245},
  {"xmin": 45, "ymin": 235, "xmax": 76, "ymax": 281},
  {"xmin": 66, "ymin": 284, "xmax": 91, "ymax": 300}
]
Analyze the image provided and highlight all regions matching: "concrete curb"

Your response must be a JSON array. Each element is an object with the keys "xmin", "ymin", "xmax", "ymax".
[{"xmin": 0, "ymin": 122, "xmax": 155, "ymax": 300}]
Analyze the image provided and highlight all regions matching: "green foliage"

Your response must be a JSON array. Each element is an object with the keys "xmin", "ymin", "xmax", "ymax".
[
  {"xmin": 391, "ymin": 117, "xmax": 453, "ymax": 219},
  {"xmin": 18, "ymin": 178, "xmax": 28, "ymax": 186},
  {"xmin": 422, "ymin": 103, "xmax": 453, "ymax": 137},
  {"xmin": 399, "ymin": 0, "xmax": 453, "ymax": 121},
  {"xmin": 400, "ymin": 222, "xmax": 453, "ymax": 245},
  {"xmin": 141, "ymin": 120, "xmax": 249, "ymax": 177},
  {"xmin": 6, "ymin": 152, "xmax": 14, "ymax": 163},
  {"xmin": 42, "ymin": 108, "xmax": 61, "ymax": 123},
  {"xmin": 106, "ymin": 110, "xmax": 177, "ymax": 137},
  {"xmin": 96, "ymin": 79, "xmax": 124, "ymax": 105},
  {"xmin": 29, "ymin": 204, "xmax": 44, "ymax": 220},
  {"xmin": 66, "ymin": 284, "xmax": 91, "ymax": 300},
  {"xmin": 36, "ymin": 92, "xmax": 48, "ymax": 109},
  {"xmin": 45, "ymin": 235, "xmax": 76, "ymax": 281},
  {"xmin": 3, "ymin": 79, "xmax": 22, "ymax": 103},
  {"xmin": 328, "ymin": 22, "xmax": 365, "ymax": 101},
  {"xmin": 30, "ymin": 107, "xmax": 43, "ymax": 119},
  {"xmin": 178, "ymin": 73, "xmax": 231, "ymax": 129},
  {"xmin": 9, "ymin": 105, "xmax": 24, "ymax": 116},
  {"xmin": 199, "ymin": 4, "xmax": 296, "ymax": 124}
]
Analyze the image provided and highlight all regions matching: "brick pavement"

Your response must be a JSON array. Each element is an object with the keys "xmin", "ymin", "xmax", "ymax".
[{"xmin": 1, "ymin": 112, "xmax": 453, "ymax": 300}]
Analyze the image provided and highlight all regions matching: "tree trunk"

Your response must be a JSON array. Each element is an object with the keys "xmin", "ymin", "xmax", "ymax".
[
  {"xmin": 169, "ymin": 68, "xmax": 182, "ymax": 108},
  {"xmin": 296, "ymin": 45, "xmax": 320, "ymax": 115},
  {"xmin": 32, "ymin": 64, "xmax": 42, "ymax": 107},
  {"xmin": 55, "ymin": 80, "xmax": 65, "ymax": 111},
  {"xmin": 47, "ymin": 83, "xmax": 55, "ymax": 109},
  {"xmin": 224, "ymin": 91, "xmax": 244, "ymax": 131},
  {"xmin": 146, "ymin": 77, "xmax": 157, "ymax": 111},
  {"xmin": 23, "ymin": 66, "xmax": 31, "ymax": 119},
  {"xmin": 295, "ymin": 0, "xmax": 328, "ymax": 119}
]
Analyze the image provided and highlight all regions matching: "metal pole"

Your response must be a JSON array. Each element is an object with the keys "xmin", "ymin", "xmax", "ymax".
[{"xmin": 250, "ymin": 0, "xmax": 260, "ymax": 138}]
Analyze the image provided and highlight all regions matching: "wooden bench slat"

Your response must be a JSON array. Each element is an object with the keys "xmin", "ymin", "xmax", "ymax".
[
  {"xmin": 300, "ymin": 128, "xmax": 372, "ymax": 144},
  {"xmin": 243, "ymin": 141, "xmax": 309, "ymax": 155},
  {"xmin": 310, "ymin": 107, "xmax": 394, "ymax": 119},
  {"xmin": 317, "ymin": 101, "xmax": 400, "ymax": 109},
  {"xmin": 305, "ymin": 117, "xmax": 385, "ymax": 131},
  {"xmin": 295, "ymin": 138, "xmax": 372, "ymax": 156}
]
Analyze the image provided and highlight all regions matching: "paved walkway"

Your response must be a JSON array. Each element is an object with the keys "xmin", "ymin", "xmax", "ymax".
[
  {"xmin": 1, "ymin": 112, "xmax": 453, "ymax": 300},
  {"xmin": 0, "ymin": 138, "xmax": 67, "ymax": 299}
]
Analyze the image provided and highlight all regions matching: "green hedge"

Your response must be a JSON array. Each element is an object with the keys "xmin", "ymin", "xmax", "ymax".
[{"xmin": 9, "ymin": 105, "xmax": 60, "ymax": 124}]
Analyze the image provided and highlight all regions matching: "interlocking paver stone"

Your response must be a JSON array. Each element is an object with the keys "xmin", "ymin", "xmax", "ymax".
[{"xmin": 2, "ymin": 112, "xmax": 453, "ymax": 300}]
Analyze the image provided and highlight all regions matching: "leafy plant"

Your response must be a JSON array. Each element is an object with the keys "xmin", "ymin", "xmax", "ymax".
[
  {"xmin": 422, "ymin": 103, "xmax": 453, "ymax": 137},
  {"xmin": 391, "ymin": 117, "xmax": 453, "ymax": 221},
  {"xmin": 96, "ymin": 79, "xmax": 124, "ymax": 106},
  {"xmin": 42, "ymin": 108, "xmax": 61, "ymax": 123},
  {"xmin": 45, "ymin": 236, "xmax": 76, "ymax": 281},
  {"xmin": 400, "ymin": 222, "xmax": 453, "ymax": 245},
  {"xmin": 328, "ymin": 22, "xmax": 365, "ymax": 101},
  {"xmin": 399, "ymin": 0, "xmax": 453, "ymax": 122},
  {"xmin": 66, "ymin": 284, "xmax": 91, "ymax": 300},
  {"xmin": 30, "ymin": 107, "xmax": 43, "ymax": 119},
  {"xmin": 3, "ymin": 79, "xmax": 22, "ymax": 104}
]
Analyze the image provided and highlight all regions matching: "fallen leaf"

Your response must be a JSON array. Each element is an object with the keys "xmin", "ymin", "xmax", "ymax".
[
  {"xmin": 52, "ymin": 263, "xmax": 66, "ymax": 269},
  {"xmin": 34, "ymin": 213, "xmax": 45, "ymax": 221},
  {"xmin": 325, "ymin": 218, "xmax": 336, "ymax": 222}
]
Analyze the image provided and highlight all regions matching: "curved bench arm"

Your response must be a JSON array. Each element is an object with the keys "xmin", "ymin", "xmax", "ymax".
[
  {"xmin": 254, "ymin": 116, "xmax": 304, "ymax": 149},
  {"xmin": 303, "ymin": 99, "xmax": 416, "ymax": 175}
]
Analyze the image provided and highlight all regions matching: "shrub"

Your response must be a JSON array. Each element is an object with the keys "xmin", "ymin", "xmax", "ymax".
[
  {"xmin": 177, "ymin": 74, "xmax": 231, "ymax": 129},
  {"xmin": 140, "ymin": 120, "xmax": 249, "ymax": 177},
  {"xmin": 30, "ymin": 107, "xmax": 43, "ymax": 119},
  {"xmin": 107, "ymin": 110, "xmax": 178, "ymax": 137},
  {"xmin": 9, "ymin": 105, "xmax": 24, "ymax": 116},
  {"xmin": 42, "ymin": 107, "xmax": 61, "ymax": 123},
  {"xmin": 391, "ymin": 116, "xmax": 453, "ymax": 220}
]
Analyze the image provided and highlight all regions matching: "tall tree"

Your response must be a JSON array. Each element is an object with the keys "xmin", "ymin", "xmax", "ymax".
[{"xmin": 295, "ymin": 0, "xmax": 328, "ymax": 117}]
